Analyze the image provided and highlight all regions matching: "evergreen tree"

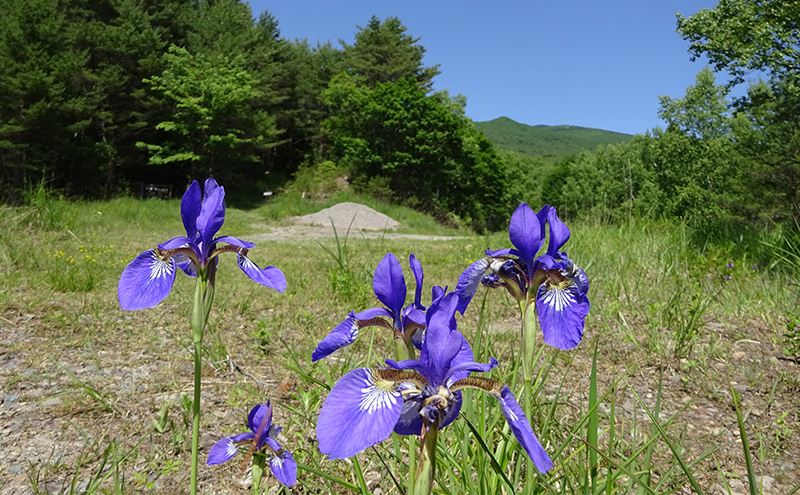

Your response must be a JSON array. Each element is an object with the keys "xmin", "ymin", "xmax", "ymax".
[
  {"xmin": 344, "ymin": 16, "xmax": 440, "ymax": 90},
  {"xmin": 0, "ymin": 0, "xmax": 92, "ymax": 198}
]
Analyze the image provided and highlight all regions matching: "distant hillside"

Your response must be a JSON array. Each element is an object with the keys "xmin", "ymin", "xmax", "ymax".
[{"xmin": 475, "ymin": 116, "xmax": 633, "ymax": 157}]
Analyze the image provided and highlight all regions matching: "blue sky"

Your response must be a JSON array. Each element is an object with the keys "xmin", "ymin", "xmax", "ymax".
[{"xmin": 249, "ymin": 1, "xmax": 723, "ymax": 135}]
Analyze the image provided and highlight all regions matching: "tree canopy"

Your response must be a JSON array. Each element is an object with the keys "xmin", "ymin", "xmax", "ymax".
[{"xmin": 0, "ymin": 2, "xmax": 511, "ymax": 230}]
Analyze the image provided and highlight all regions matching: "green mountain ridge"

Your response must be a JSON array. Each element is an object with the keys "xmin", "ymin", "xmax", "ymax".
[{"xmin": 475, "ymin": 116, "xmax": 634, "ymax": 157}]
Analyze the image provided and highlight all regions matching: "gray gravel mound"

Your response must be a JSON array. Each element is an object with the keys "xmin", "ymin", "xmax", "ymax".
[{"xmin": 293, "ymin": 202, "xmax": 400, "ymax": 231}]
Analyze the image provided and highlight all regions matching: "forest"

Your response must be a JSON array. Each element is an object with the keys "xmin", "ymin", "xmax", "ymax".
[{"xmin": 1, "ymin": 0, "xmax": 799, "ymax": 233}]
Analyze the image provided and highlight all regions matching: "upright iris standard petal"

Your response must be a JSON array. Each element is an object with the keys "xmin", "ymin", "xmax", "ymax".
[
  {"xmin": 118, "ymin": 250, "xmax": 177, "ymax": 310},
  {"xmin": 206, "ymin": 432, "xmax": 255, "ymax": 465},
  {"xmin": 418, "ymin": 293, "xmax": 463, "ymax": 384},
  {"xmin": 317, "ymin": 368, "xmax": 404, "ymax": 459},
  {"xmin": 496, "ymin": 387, "xmax": 553, "ymax": 474},
  {"xmin": 181, "ymin": 181, "xmax": 202, "ymax": 238},
  {"xmin": 544, "ymin": 206, "xmax": 570, "ymax": 256},
  {"xmin": 455, "ymin": 258, "xmax": 490, "ymax": 314},
  {"xmin": 248, "ymin": 403, "xmax": 273, "ymax": 447},
  {"xmin": 237, "ymin": 252, "xmax": 287, "ymax": 292},
  {"xmin": 372, "ymin": 253, "xmax": 406, "ymax": 317},
  {"xmin": 409, "ymin": 254, "xmax": 424, "ymax": 308},
  {"xmin": 196, "ymin": 180, "xmax": 226, "ymax": 247},
  {"xmin": 508, "ymin": 203, "xmax": 543, "ymax": 267},
  {"xmin": 535, "ymin": 273, "xmax": 590, "ymax": 351}
]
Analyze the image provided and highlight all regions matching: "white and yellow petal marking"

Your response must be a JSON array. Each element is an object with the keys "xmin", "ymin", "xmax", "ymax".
[
  {"xmin": 359, "ymin": 369, "xmax": 402, "ymax": 414},
  {"xmin": 538, "ymin": 283, "xmax": 577, "ymax": 313},
  {"xmin": 148, "ymin": 250, "xmax": 175, "ymax": 282},
  {"xmin": 239, "ymin": 253, "xmax": 258, "ymax": 271},
  {"xmin": 224, "ymin": 438, "xmax": 238, "ymax": 458}
]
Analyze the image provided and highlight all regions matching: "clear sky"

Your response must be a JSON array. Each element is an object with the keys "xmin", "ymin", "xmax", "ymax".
[{"xmin": 248, "ymin": 1, "xmax": 723, "ymax": 135}]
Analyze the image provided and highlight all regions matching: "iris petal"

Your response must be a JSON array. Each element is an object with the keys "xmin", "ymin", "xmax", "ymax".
[
  {"xmin": 409, "ymin": 254, "xmax": 424, "ymax": 307},
  {"xmin": 269, "ymin": 448, "xmax": 297, "ymax": 486},
  {"xmin": 316, "ymin": 368, "xmax": 403, "ymax": 459},
  {"xmin": 545, "ymin": 206, "xmax": 570, "ymax": 256},
  {"xmin": 196, "ymin": 181, "xmax": 225, "ymax": 247},
  {"xmin": 497, "ymin": 386, "xmax": 552, "ymax": 474},
  {"xmin": 354, "ymin": 307, "xmax": 392, "ymax": 320},
  {"xmin": 247, "ymin": 403, "xmax": 273, "ymax": 442},
  {"xmin": 213, "ymin": 235, "xmax": 255, "ymax": 249},
  {"xmin": 419, "ymin": 293, "xmax": 462, "ymax": 385},
  {"xmin": 158, "ymin": 236, "xmax": 193, "ymax": 250},
  {"xmin": 181, "ymin": 181, "xmax": 202, "ymax": 238},
  {"xmin": 508, "ymin": 203, "xmax": 543, "ymax": 266},
  {"xmin": 206, "ymin": 432, "xmax": 254, "ymax": 465},
  {"xmin": 486, "ymin": 247, "xmax": 517, "ymax": 257},
  {"xmin": 312, "ymin": 312, "xmax": 359, "ymax": 361},
  {"xmin": 373, "ymin": 253, "xmax": 406, "ymax": 316},
  {"xmin": 455, "ymin": 258, "xmax": 490, "ymax": 314},
  {"xmin": 118, "ymin": 250, "xmax": 177, "ymax": 310},
  {"xmin": 237, "ymin": 252, "xmax": 286, "ymax": 292},
  {"xmin": 536, "ymin": 282, "xmax": 590, "ymax": 350}
]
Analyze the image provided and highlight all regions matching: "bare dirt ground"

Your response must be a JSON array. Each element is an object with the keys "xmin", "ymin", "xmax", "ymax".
[{"xmin": 1, "ymin": 203, "xmax": 798, "ymax": 494}]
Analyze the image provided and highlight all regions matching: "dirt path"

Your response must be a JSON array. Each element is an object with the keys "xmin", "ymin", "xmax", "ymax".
[{"xmin": 249, "ymin": 202, "xmax": 468, "ymax": 242}]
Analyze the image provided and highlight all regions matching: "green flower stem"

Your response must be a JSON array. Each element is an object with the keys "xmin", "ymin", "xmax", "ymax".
[
  {"xmin": 407, "ymin": 435, "xmax": 416, "ymax": 495},
  {"xmin": 252, "ymin": 452, "xmax": 267, "ymax": 494},
  {"xmin": 414, "ymin": 420, "xmax": 440, "ymax": 495},
  {"xmin": 191, "ymin": 341, "xmax": 202, "ymax": 495},
  {"xmin": 520, "ymin": 299, "xmax": 539, "ymax": 490},
  {"xmin": 519, "ymin": 300, "xmax": 536, "ymax": 388},
  {"xmin": 394, "ymin": 334, "xmax": 410, "ymax": 362},
  {"xmin": 405, "ymin": 332, "xmax": 417, "ymax": 361},
  {"xmin": 190, "ymin": 271, "xmax": 214, "ymax": 495}
]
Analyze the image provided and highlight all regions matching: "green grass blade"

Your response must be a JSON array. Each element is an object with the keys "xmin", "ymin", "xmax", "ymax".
[
  {"xmin": 353, "ymin": 456, "xmax": 370, "ymax": 495},
  {"xmin": 588, "ymin": 340, "xmax": 599, "ymax": 493},
  {"xmin": 628, "ymin": 384, "xmax": 705, "ymax": 495},
  {"xmin": 461, "ymin": 414, "xmax": 516, "ymax": 494},
  {"xmin": 574, "ymin": 433, "xmax": 659, "ymax": 495},
  {"xmin": 730, "ymin": 383, "xmax": 757, "ymax": 495},
  {"xmin": 296, "ymin": 462, "xmax": 360, "ymax": 491}
]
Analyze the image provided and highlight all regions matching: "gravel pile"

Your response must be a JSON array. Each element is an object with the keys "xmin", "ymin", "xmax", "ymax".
[{"xmin": 293, "ymin": 202, "xmax": 400, "ymax": 231}]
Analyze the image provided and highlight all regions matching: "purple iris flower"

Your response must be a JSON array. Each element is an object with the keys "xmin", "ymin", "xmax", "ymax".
[
  {"xmin": 315, "ymin": 292, "xmax": 553, "ymax": 474},
  {"xmin": 117, "ymin": 179, "xmax": 286, "ymax": 310},
  {"xmin": 312, "ymin": 253, "xmax": 427, "ymax": 361},
  {"xmin": 207, "ymin": 402, "xmax": 296, "ymax": 486},
  {"xmin": 455, "ymin": 203, "xmax": 590, "ymax": 350}
]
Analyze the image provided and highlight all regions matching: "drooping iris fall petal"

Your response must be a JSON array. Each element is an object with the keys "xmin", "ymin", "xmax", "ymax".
[
  {"xmin": 269, "ymin": 447, "xmax": 298, "ymax": 486},
  {"xmin": 496, "ymin": 386, "xmax": 552, "ymax": 474},
  {"xmin": 206, "ymin": 432, "xmax": 254, "ymax": 465},
  {"xmin": 117, "ymin": 250, "xmax": 177, "ymax": 310},
  {"xmin": 535, "ymin": 272, "xmax": 590, "ymax": 351},
  {"xmin": 316, "ymin": 368, "xmax": 404, "ymax": 459}
]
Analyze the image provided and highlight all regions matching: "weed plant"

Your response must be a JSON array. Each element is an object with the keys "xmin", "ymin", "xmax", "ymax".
[{"xmin": 0, "ymin": 194, "xmax": 798, "ymax": 494}]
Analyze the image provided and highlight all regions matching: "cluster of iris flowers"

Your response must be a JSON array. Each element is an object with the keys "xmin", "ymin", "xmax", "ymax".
[
  {"xmin": 312, "ymin": 202, "xmax": 590, "ymax": 485},
  {"xmin": 118, "ymin": 178, "xmax": 590, "ymax": 492}
]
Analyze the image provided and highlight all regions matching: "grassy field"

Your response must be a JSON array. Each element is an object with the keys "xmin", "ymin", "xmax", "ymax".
[{"xmin": 0, "ymin": 192, "xmax": 798, "ymax": 494}]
